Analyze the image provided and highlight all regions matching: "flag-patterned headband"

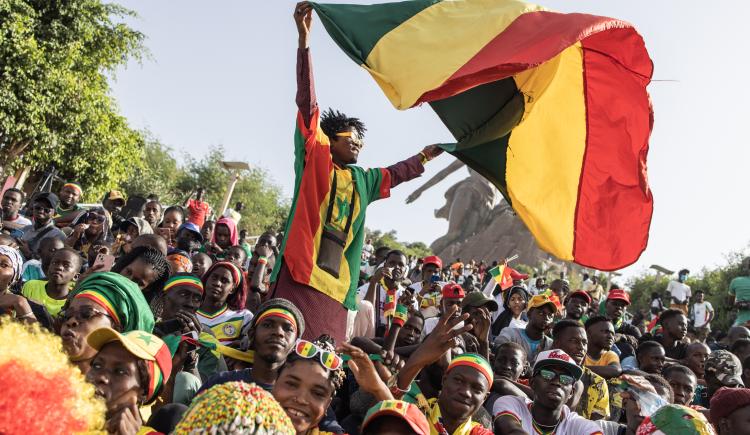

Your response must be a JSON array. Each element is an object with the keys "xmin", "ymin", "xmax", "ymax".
[
  {"xmin": 63, "ymin": 182, "xmax": 82, "ymax": 195},
  {"xmin": 207, "ymin": 261, "xmax": 242, "ymax": 288},
  {"xmin": 74, "ymin": 290, "xmax": 121, "ymax": 326},
  {"xmin": 163, "ymin": 275, "xmax": 204, "ymax": 294},
  {"xmin": 447, "ymin": 353, "xmax": 494, "ymax": 388},
  {"xmin": 255, "ymin": 308, "xmax": 297, "ymax": 332}
]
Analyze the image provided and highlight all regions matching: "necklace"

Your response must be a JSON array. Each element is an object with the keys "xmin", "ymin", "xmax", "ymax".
[{"xmin": 530, "ymin": 406, "xmax": 560, "ymax": 435}]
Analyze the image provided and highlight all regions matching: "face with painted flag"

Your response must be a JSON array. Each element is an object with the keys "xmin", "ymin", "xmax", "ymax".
[{"xmin": 273, "ymin": 357, "xmax": 337, "ymax": 433}]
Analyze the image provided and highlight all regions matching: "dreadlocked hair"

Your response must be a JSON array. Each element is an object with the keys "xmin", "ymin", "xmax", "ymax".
[
  {"xmin": 285, "ymin": 334, "xmax": 345, "ymax": 391},
  {"xmin": 320, "ymin": 108, "xmax": 366, "ymax": 140}
]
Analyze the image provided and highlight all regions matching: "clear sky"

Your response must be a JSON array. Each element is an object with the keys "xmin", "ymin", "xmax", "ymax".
[{"xmin": 111, "ymin": 0, "xmax": 750, "ymax": 280}]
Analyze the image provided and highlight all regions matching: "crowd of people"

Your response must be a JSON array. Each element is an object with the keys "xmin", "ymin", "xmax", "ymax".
[{"xmin": 3, "ymin": 2, "xmax": 750, "ymax": 434}]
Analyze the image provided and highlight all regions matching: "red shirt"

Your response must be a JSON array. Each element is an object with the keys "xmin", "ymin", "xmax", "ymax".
[{"xmin": 187, "ymin": 199, "xmax": 210, "ymax": 227}]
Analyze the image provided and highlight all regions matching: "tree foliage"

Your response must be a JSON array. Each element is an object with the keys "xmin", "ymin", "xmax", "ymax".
[
  {"xmin": 0, "ymin": 0, "xmax": 145, "ymax": 197},
  {"xmin": 121, "ymin": 141, "xmax": 289, "ymax": 236},
  {"xmin": 627, "ymin": 251, "xmax": 748, "ymax": 332},
  {"xmin": 366, "ymin": 228, "xmax": 432, "ymax": 259}
]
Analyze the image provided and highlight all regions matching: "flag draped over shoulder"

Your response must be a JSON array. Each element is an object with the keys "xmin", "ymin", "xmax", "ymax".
[{"xmin": 311, "ymin": 0, "xmax": 654, "ymax": 271}]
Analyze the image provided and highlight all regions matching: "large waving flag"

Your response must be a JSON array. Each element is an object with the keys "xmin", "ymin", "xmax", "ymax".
[{"xmin": 311, "ymin": 0, "xmax": 654, "ymax": 271}]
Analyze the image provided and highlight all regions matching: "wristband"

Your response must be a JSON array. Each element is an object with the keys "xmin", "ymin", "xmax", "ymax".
[
  {"xmin": 418, "ymin": 152, "xmax": 429, "ymax": 164},
  {"xmin": 257, "ymin": 256, "xmax": 268, "ymax": 265}
]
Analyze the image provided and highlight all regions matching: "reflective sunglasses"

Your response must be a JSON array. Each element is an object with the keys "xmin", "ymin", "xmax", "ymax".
[
  {"xmin": 60, "ymin": 307, "xmax": 112, "ymax": 323},
  {"xmin": 335, "ymin": 131, "xmax": 363, "ymax": 146},
  {"xmin": 536, "ymin": 368, "xmax": 575, "ymax": 386},
  {"xmin": 294, "ymin": 339, "xmax": 343, "ymax": 370}
]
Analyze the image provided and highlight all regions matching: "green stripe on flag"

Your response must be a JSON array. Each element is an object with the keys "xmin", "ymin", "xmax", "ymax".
[{"xmin": 311, "ymin": 1, "xmax": 439, "ymax": 65}]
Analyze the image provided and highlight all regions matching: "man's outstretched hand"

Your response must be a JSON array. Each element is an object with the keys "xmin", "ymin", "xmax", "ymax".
[
  {"xmin": 421, "ymin": 144, "xmax": 444, "ymax": 161},
  {"xmin": 294, "ymin": 2, "xmax": 313, "ymax": 49}
]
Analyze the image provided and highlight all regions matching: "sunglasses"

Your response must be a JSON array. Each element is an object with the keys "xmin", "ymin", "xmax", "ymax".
[
  {"xmin": 33, "ymin": 205, "xmax": 53, "ymax": 213},
  {"xmin": 294, "ymin": 339, "xmax": 343, "ymax": 370},
  {"xmin": 60, "ymin": 306, "xmax": 112, "ymax": 323},
  {"xmin": 335, "ymin": 131, "xmax": 363, "ymax": 146},
  {"xmin": 85, "ymin": 213, "xmax": 106, "ymax": 223},
  {"xmin": 536, "ymin": 368, "xmax": 575, "ymax": 386}
]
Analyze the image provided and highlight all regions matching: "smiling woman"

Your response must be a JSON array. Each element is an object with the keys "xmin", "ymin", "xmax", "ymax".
[{"xmin": 271, "ymin": 335, "xmax": 346, "ymax": 435}]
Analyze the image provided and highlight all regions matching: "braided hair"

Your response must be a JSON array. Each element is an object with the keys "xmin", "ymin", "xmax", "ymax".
[{"xmin": 111, "ymin": 246, "xmax": 170, "ymax": 302}]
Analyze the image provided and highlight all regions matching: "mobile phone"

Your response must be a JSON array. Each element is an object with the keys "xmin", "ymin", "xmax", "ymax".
[
  {"xmin": 158, "ymin": 227, "xmax": 171, "ymax": 237},
  {"xmin": 94, "ymin": 253, "xmax": 115, "ymax": 270}
]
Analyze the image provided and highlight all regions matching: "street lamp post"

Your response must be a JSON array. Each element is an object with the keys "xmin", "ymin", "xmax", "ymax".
[{"xmin": 219, "ymin": 161, "xmax": 250, "ymax": 215}]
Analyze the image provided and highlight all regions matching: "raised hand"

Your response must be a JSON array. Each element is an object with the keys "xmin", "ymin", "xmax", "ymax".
[{"xmin": 294, "ymin": 2, "xmax": 314, "ymax": 48}]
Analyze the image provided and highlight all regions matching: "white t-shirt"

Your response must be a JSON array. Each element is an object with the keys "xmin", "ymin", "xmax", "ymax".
[
  {"xmin": 692, "ymin": 301, "xmax": 714, "ymax": 328},
  {"xmin": 423, "ymin": 316, "xmax": 464, "ymax": 336},
  {"xmin": 493, "ymin": 396, "xmax": 602, "ymax": 435},
  {"xmin": 667, "ymin": 280, "xmax": 691, "ymax": 303}
]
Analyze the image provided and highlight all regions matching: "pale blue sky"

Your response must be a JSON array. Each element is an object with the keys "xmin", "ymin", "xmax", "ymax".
[{"xmin": 111, "ymin": 1, "xmax": 750, "ymax": 280}]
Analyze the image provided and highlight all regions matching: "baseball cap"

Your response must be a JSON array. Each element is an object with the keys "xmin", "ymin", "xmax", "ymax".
[
  {"xmin": 705, "ymin": 350, "xmax": 744, "ymax": 387},
  {"xmin": 569, "ymin": 290, "xmax": 592, "ymax": 304},
  {"xmin": 533, "ymin": 349, "xmax": 583, "ymax": 380},
  {"xmin": 461, "ymin": 291, "xmax": 499, "ymax": 312},
  {"xmin": 528, "ymin": 294, "xmax": 558, "ymax": 312},
  {"xmin": 362, "ymin": 400, "xmax": 430, "ymax": 435},
  {"xmin": 442, "ymin": 282, "xmax": 465, "ymax": 299},
  {"xmin": 607, "ymin": 289, "xmax": 631, "ymax": 305},
  {"xmin": 177, "ymin": 222, "xmax": 204, "ymax": 242},
  {"xmin": 87, "ymin": 327, "xmax": 173, "ymax": 403},
  {"xmin": 422, "ymin": 255, "xmax": 443, "ymax": 269},
  {"xmin": 33, "ymin": 192, "xmax": 59, "ymax": 209},
  {"xmin": 103, "ymin": 190, "xmax": 126, "ymax": 205}
]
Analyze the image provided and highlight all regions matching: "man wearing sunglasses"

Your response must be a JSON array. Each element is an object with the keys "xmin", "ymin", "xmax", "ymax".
[
  {"xmin": 271, "ymin": 2, "xmax": 445, "ymax": 345},
  {"xmin": 493, "ymin": 349, "xmax": 603, "ymax": 435},
  {"xmin": 18, "ymin": 192, "xmax": 66, "ymax": 259}
]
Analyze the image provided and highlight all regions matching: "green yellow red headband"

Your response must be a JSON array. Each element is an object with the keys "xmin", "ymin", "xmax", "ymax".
[
  {"xmin": 75, "ymin": 290, "xmax": 121, "ymax": 326},
  {"xmin": 63, "ymin": 182, "xmax": 82, "ymax": 195},
  {"xmin": 255, "ymin": 308, "xmax": 297, "ymax": 332},
  {"xmin": 163, "ymin": 275, "xmax": 204, "ymax": 294},
  {"xmin": 447, "ymin": 353, "xmax": 493, "ymax": 388}
]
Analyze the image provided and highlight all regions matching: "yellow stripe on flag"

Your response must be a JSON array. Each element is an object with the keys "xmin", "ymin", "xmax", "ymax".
[
  {"xmin": 506, "ymin": 44, "xmax": 586, "ymax": 260},
  {"xmin": 364, "ymin": 0, "xmax": 545, "ymax": 109}
]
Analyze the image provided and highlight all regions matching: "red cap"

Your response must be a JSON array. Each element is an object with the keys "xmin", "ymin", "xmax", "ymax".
[
  {"xmin": 442, "ymin": 282, "xmax": 465, "ymax": 299},
  {"xmin": 422, "ymin": 255, "xmax": 443, "ymax": 269},
  {"xmin": 607, "ymin": 289, "xmax": 631, "ymax": 305},
  {"xmin": 510, "ymin": 268, "xmax": 529, "ymax": 280},
  {"xmin": 569, "ymin": 290, "xmax": 592, "ymax": 304}
]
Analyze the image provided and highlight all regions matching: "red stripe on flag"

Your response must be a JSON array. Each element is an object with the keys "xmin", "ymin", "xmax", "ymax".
[
  {"xmin": 414, "ymin": 11, "xmax": 629, "ymax": 106},
  {"xmin": 572, "ymin": 28, "xmax": 653, "ymax": 270}
]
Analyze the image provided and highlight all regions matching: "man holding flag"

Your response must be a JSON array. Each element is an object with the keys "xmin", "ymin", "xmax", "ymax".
[{"xmin": 271, "ymin": 2, "xmax": 443, "ymax": 343}]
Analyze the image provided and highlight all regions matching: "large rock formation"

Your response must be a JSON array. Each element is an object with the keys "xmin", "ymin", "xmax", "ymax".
[{"xmin": 406, "ymin": 161, "xmax": 554, "ymax": 267}]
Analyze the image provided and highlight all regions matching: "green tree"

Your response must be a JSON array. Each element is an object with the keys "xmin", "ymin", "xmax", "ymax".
[
  {"xmin": 0, "ymin": 0, "xmax": 145, "ymax": 196},
  {"xmin": 627, "ymin": 251, "xmax": 747, "ymax": 332},
  {"xmin": 121, "ymin": 143, "xmax": 289, "ymax": 236},
  {"xmin": 366, "ymin": 229, "xmax": 432, "ymax": 259}
]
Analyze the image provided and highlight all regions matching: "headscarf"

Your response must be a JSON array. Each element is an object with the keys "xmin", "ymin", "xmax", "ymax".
[
  {"xmin": 167, "ymin": 250, "xmax": 193, "ymax": 274},
  {"xmin": 212, "ymin": 217, "xmax": 238, "ymax": 247},
  {"xmin": 173, "ymin": 382, "xmax": 294, "ymax": 434},
  {"xmin": 0, "ymin": 245, "xmax": 23, "ymax": 286},
  {"xmin": 124, "ymin": 217, "xmax": 153, "ymax": 236},
  {"xmin": 491, "ymin": 285, "xmax": 529, "ymax": 335},
  {"xmin": 636, "ymin": 404, "xmax": 715, "ymax": 435},
  {"xmin": 71, "ymin": 207, "xmax": 114, "ymax": 246},
  {"xmin": 0, "ymin": 319, "xmax": 105, "ymax": 434},
  {"xmin": 202, "ymin": 261, "xmax": 246, "ymax": 310},
  {"xmin": 70, "ymin": 272, "xmax": 155, "ymax": 333}
]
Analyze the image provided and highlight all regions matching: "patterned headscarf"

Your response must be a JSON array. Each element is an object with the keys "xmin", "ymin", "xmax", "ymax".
[
  {"xmin": 70, "ymin": 272, "xmax": 155, "ymax": 333},
  {"xmin": 0, "ymin": 245, "xmax": 23, "ymax": 286},
  {"xmin": 173, "ymin": 382, "xmax": 294, "ymax": 434},
  {"xmin": 636, "ymin": 404, "xmax": 716, "ymax": 435},
  {"xmin": 167, "ymin": 250, "xmax": 193, "ymax": 274}
]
